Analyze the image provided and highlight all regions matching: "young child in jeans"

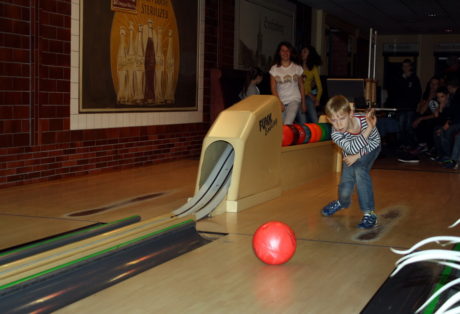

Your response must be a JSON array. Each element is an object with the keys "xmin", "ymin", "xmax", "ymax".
[{"xmin": 321, "ymin": 95, "xmax": 381, "ymax": 229}]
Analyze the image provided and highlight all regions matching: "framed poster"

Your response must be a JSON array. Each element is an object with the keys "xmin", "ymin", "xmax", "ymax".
[
  {"xmin": 111, "ymin": 0, "xmax": 137, "ymax": 12},
  {"xmin": 234, "ymin": 0, "xmax": 296, "ymax": 71},
  {"xmin": 80, "ymin": 0, "xmax": 199, "ymax": 112}
]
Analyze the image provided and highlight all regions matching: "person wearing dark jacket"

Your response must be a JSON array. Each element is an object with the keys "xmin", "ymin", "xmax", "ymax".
[{"xmin": 386, "ymin": 59, "xmax": 422, "ymax": 149}]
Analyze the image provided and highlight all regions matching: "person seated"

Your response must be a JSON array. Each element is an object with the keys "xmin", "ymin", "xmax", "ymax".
[
  {"xmin": 410, "ymin": 76, "xmax": 441, "ymax": 153},
  {"xmin": 431, "ymin": 86, "xmax": 454, "ymax": 161},
  {"xmin": 398, "ymin": 84, "xmax": 446, "ymax": 164},
  {"xmin": 433, "ymin": 74, "xmax": 460, "ymax": 166}
]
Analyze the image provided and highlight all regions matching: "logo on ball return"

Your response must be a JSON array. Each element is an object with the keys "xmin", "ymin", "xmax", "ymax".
[{"xmin": 259, "ymin": 113, "xmax": 277, "ymax": 136}]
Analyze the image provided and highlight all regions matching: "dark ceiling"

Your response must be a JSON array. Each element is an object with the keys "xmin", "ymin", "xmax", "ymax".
[{"xmin": 298, "ymin": 0, "xmax": 460, "ymax": 35}]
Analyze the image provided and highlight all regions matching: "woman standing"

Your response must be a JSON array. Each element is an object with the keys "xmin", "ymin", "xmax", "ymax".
[
  {"xmin": 299, "ymin": 45, "xmax": 323, "ymax": 123},
  {"xmin": 269, "ymin": 42, "xmax": 305, "ymax": 125}
]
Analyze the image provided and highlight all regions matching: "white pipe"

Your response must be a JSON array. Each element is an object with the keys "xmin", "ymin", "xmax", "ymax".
[
  {"xmin": 372, "ymin": 30, "xmax": 378, "ymax": 80},
  {"xmin": 368, "ymin": 28, "xmax": 372, "ymax": 78}
]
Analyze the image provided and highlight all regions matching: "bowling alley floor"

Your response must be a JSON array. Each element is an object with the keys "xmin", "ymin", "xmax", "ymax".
[{"xmin": 0, "ymin": 158, "xmax": 459, "ymax": 313}]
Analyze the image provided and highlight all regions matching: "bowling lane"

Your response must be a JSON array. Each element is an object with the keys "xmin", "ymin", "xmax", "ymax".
[
  {"xmin": 57, "ymin": 233, "xmax": 398, "ymax": 313},
  {"xmin": 0, "ymin": 215, "xmax": 95, "ymax": 251},
  {"xmin": 0, "ymin": 160, "xmax": 199, "ymax": 223},
  {"xmin": 2, "ymin": 155, "xmax": 459, "ymax": 312},
  {"xmin": 198, "ymin": 169, "xmax": 460, "ymax": 249}
]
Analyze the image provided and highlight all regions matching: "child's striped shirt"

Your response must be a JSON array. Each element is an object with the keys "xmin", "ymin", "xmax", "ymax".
[{"xmin": 330, "ymin": 113, "xmax": 381, "ymax": 157}]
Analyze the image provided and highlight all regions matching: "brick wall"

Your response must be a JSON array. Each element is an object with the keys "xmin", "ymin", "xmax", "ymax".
[
  {"xmin": 0, "ymin": 0, "xmax": 235, "ymax": 188},
  {"xmin": 0, "ymin": 0, "xmax": 31, "ymax": 148}
]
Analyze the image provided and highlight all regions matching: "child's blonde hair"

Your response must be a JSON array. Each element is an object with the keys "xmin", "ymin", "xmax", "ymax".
[{"xmin": 325, "ymin": 95, "xmax": 353, "ymax": 117}]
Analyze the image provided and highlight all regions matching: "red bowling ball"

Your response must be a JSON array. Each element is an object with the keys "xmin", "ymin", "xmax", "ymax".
[
  {"xmin": 252, "ymin": 221, "xmax": 297, "ymax": 265},
  {"xmin": 282, "ymin": 125, "xmax": 294, "ymax": 146},
  {"xmin": 287, "ymin": 124, "xmax": 300, "ymax": 146},
  {"xmin": 293, "ymin": 124, "xmax": 306, "ymax": 144}
]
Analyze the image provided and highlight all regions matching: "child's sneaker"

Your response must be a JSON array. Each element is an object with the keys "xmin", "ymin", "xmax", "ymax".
[
  {"xmin": 357, "ymin": 212, "xmax": 377, "ymax": 229},
  {"xmin": 321, "ymin": 200, "xmax": 343, "ymax": 216}
]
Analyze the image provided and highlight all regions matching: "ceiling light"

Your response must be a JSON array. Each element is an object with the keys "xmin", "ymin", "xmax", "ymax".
[{"xmin": 427, "ymin": 12, "xmax": 437, "ymax": 17}]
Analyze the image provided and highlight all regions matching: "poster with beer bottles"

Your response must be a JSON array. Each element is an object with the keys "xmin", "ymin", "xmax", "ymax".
[{"xmin": 80, "ymin": 0, "xmax": 199, "ymax": 112}]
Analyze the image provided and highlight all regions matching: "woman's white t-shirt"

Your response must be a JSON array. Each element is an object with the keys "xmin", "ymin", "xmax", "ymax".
[{"xmin": 269, "ymin": 62, "xmax": 303, "ymax": 105}]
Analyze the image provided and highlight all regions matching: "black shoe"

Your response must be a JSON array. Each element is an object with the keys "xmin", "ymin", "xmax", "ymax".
[{"xmin": 442, "ymin": 160, "xmax": 458, "ymax": 169}]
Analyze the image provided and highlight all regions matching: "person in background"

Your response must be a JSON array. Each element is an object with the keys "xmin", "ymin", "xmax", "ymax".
[
  {"xmin": 269, "ymin": 41, "xmax": 305, "ymax": 125},
  {"xmin": 412, "ymin": 76, "xmax": 441, "ymax": 151},
  {"xmin": 239, "ymin": 67, "xmax": 264, "ymax": 100},
  {"xmin": 442, "ymin": 133, "xmax": 460, "ymax": 170},
  {"xmin": 397, "ymin": 76, "xmax": 440, "ymax": 163},
  {"xmin": 430, "ymin": 86, "xmax": 451, "ymax": 162},
  {"xmin": 298, "ymin": 45, "xmax": 323, "ymax": 123},
  {"xmin": 386, "ymin": 59, "xmax": 422, "ymax": 149},
  {"xmin": 435, "ymin": 74, "xmax": 460, "ymax": 168}
]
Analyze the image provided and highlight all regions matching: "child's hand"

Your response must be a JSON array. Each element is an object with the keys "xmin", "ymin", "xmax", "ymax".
[
  {"xmin": 366, "ymin": 109, "xmax": 377, "ymax": 129},
  {"xmin": 343, "ymin": 154, "xmax": 360, "ymax": 166}
]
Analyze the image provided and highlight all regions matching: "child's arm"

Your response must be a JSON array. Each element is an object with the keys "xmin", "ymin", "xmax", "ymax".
[
  {"xmin": 332, "ymin": 111, "xmax": 377, "ymax": 155},
  {"xmin": 364, "ymin": 109, "xmax": 377, "ymax": 135}
]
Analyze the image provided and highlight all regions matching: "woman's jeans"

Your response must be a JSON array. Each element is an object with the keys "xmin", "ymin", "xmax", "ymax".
[
  {"xmin": 295, "ymin": 96, "xmax": 318, "ymax": 124},
  {"xmin": 338, "ymin": 146, "xmax": 381, "ymax": 212}
]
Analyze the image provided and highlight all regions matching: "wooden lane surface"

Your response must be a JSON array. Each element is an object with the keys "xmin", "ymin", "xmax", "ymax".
[
  {"xmin": 59, "ymin": 234, "xmax": 398, "ymax": 314},
  {"xmin": 0, "ymin": 215, "xmax": 95, "ymax": 251},
  {"xmin": 199, "ymin": 169, "xmax": 460, "ymax": 248},
  {"xmin": 0, "ymin": 159, "xmax": 199, "ymax": 223},
  {"xmin": 59, "ymin": 166, "xmax": 460, "ymax": 313},
  {"xmin": 0, "ymin": 158, "xmax": 459, "ymax": 313},
  {"xmin": 0, "ymin": 159, "xmax": 199, "ymax": 252},
  {"xmin": 59, "ymin": 166, "xmax": 459, "ymax": 313}
]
